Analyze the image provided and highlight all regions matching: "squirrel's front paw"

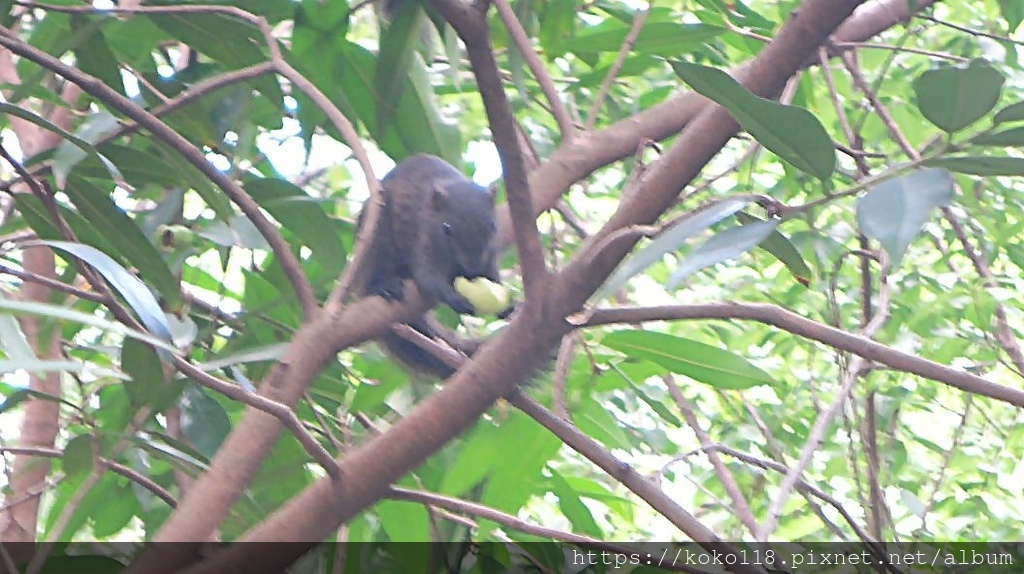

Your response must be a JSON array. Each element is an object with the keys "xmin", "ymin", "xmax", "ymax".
[{"xmin": 373, "ymin": 278, "xmax": 405, "ymax": 302}]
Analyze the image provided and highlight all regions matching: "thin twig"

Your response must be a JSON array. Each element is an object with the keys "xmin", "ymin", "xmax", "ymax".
[
  {"xmin": 493, "ymin": 0, "xmax": 575, "ymax": 140},
  {"xmin": 758, "ymin": 262, "xmax": 892, "ymax": 540},
  {"xmin": 664, "ymin": 375, "xmax": 758, "ymax": 535},
  {"xmin": 585, "ymin": 3, "xmax": 653, "ymax": 131},
  {"xmin": 172, "ymin": 357, "xmax": 341, "ymax": 479}
]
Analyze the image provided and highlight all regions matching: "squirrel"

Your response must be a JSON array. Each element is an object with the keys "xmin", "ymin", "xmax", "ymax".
[{"xmin": 357, "ymin": 154, "xmax": 500, "ymax": 378}]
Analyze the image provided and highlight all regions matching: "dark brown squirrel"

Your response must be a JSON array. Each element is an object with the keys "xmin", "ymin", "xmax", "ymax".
[{"xmin": 357, "ymin": 153, "xmax": 500, "ymax": 378}]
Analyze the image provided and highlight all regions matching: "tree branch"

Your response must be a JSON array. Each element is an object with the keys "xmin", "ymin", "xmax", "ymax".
[
  {"xmin": 431, "ymin": 0, "xmax": 549, "ymax": 302},
  {"xmin": 586, "ymin": 303, "xmax": 1024, "ymax": 408},
  {"xmin": 493, "ymin": 0, "xmax": 576, "ymax": 140}
]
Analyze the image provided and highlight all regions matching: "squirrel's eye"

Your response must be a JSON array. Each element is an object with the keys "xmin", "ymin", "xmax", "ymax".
[{"xmin": 442, "ymin": 222, "xmax": 452, "ymax": 236}]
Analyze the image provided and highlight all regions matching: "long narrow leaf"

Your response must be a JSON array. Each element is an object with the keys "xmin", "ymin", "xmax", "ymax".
[
  {"xmin": 667, "ymin": 219, "xmax": 779, "ymax": 288},
  {"xmin": 0, "ymin": 103, "xmax": 121, "ymax": 181},
  {"xmin": 0, "ymin": 296, "xmax": 177, "ymax": 354},
  {"xmin": 595, "ymin": 197, "xmax": 752, "ymax": 299},
  {"xmin": 40, "ymin": 240, "xmax": 174, "ymax": 344}
]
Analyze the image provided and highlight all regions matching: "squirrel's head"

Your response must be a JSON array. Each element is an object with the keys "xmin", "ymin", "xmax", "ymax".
[{"xmin": 430, "ymin": 181, "xmax": 499, "ymax": 281}]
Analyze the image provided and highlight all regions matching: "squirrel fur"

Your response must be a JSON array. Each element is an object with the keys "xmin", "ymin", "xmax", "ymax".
[{"xmin": 357, "ymin": 154, "xmax": 500, "ymax": 378}]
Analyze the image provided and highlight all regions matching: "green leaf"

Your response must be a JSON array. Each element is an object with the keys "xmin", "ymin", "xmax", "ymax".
[
  {"xmin": 549, "ymin": 470, "xmax": 602, "ymax": 537},
  {"xmin": 440, "ymin": 21, "xmax": 462, "ymax": 90},
  {"xmin": 0, "ymin": 103, "xmax": 121, "ymax": 182},
  {"xmin": 670, "ymin": 61, "xmax": 836, "ymax": 180},
  {"xmin": 197, "ymin": 215, "xmax": 270, "ymax": 250},
  {"xmin": 0, "ymin": 382, "xmax": 78, "ymax": 414},
  {"xmin": 438, "ymin": 424, "xmax": 500, "ymax": 496},
  {"xmin": 483, "ymin": 411, "xmax": 561, "ymax": 513},
  {"xmin": 241, "ymin": 436, "xmax": 312, "ymax": 526},
  {"xmin": 0, "ymin": 296, "xmax": 178, "ymax": 354},
  {"xmin": 129, "ymin": 433, "xmax": 210, "ymax": 471},
  {"xmin": 292, "ymin": 39, "xmax": 457, "ymax": 162},
  {"xmin": 63, "ymin": 176, "xmax": 182, "ymax": 309},
  {"xmin": 573, "ymin": 393, "xmax": 632, "ymax": 450},
  {"xmin": 927, "ymin": 155, "xmax": 1024, "ymax": 176},
  {"xmin": 737, "ymin": 212, "xmax": 813, "ymax": 285},
  {"xmin": 62, "ymin": 434, "xmax": 94, "ymax": 478},
  {"xmin": 245, "ymin": 178, "xmax": 348, "ymax": 277},
  {"xmin": 76, "ymin": 143, "xmax": 185, "ymax": 188},
  {"xmin": 999, "ymin": 0, "xmax": 1024, "ymax": 33},
  {"xmin": 620, "ymin": 375, "xmax": 682, "ymax": 427},
  {"xmin": 0, "ymin": 0, "xmax": 14, "ymax": 27},
  {"xmin": 602, "ymin": 330, "xmax": 775, "ymax": 390},
  {"xmin": 89, "ymin": 477, "xmax": 139, "ymax": 537},
  {"xmin": 54, "ymin": 112, "xmax": 121, "ymax": 187},
  {"xmin": 0, "ymin": 359, "xmax": 126, "ymax": 380},
  {"xmin": 71, "ymin": 15, "xmax": 124, "ymax": 95},
  {"xmin": 970, "ymin": 126, "xmax": 1024, "ymax": 146},
  {"xmin": 856, "ymin": 168, "xmax": 954, "ymax": 267},
  {"xmin": 596, "ymin": 197, "xmax": 752, "ymax": 299},
  {"xmin": 0, "ymin": 387, "xmax": 32, "ymax": 415},
  {"xmin": 0, "ymin": 313, "xmax": 35, "ymax": 361},
  {"xmin": 181, "ymin": 386, "xmax": 232, "ymax": 460},
  {"xmin": 104, "ymin": 13, "xmax": 168, "ymax": 70},
  {"xmin": 148, "ymin": 13, "xmax": 283, "ymax": 106},
  {"xmin": 993, "ymin": 101, "xmax": 1024, "ymax": 124},
  {"xmin": 151, "ymin": 140, "xmax": 236, "ymax": 221},
  {"xmin": 376, "ymin": 499, "xmax": 431, "ymax": 541},
  {"xmin": 41, "ymin": 240, "xmax": 175, "ymax": 345},
  {"xmin": 376, "ymin": 0, "xmax": 427, "ymax": 136},
  {"xmin": 553, "ymin": 22, "xmax": 723, "ymax": 57},
  {"xmin": 539, "ymin": 0, "xmax": 577, "ymax": 58},
  {"xmin": 13, "ymin": 195, "xmax": 122, "ymax": 260},
  {"xmin": 122, "ymin": 338, "xmax": 170, "ymax": 409},
  {"xmin": 399, "ymin": 52, "xmax": 462, "ymax": 162},
  {"xmin": 913, "ymin": 60, "xmax": 1005, "ymax": 133},
  {"xmin": 196, "ymin": 343, "xmax": 287, "ymax": 372},
  {"xmin": 667, "ymin": 219, "xmax": 779, "ymax": 288}
]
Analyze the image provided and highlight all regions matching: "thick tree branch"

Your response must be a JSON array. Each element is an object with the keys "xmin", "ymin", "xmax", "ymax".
[
  {"xmin": 0, "ymin": 45, "xmax": 78, "ymax": 541},
  {"xmin": 128, "ymin": 287, "xmax": 432, "ymax": 571}
]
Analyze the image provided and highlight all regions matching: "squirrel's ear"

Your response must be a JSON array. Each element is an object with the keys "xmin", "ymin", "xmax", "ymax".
[{"xmin": 431, "ymin": 183, "xmax": 449, "ymax": 209}]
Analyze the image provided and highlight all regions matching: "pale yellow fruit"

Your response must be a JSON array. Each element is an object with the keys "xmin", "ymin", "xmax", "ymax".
[{"xmin": 454, "ymin": 277, "xmax": 509, "ymax": 315}]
